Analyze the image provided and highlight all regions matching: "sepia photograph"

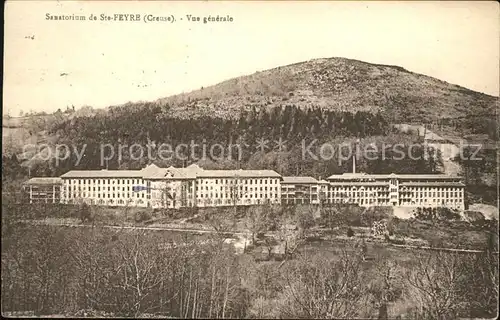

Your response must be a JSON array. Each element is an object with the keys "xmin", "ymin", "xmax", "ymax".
[{"xmin": 2, "ymin": 0, "xmax": 499, "ymax": 318}]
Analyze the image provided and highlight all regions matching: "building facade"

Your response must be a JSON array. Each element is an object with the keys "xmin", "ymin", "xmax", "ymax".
[
  {"xmin": 23, "ymin": 177, "xmax": 63, "ymax": 204},
  {"xmin": 57, "ymin": 164, "xmax": 281, "ymax": 209},
  {"xmin": 195, "ymin": 168, "xmax": 282, "ymax": 207},
  {"xmin": 325, "ymin": 173, "xmax": 465, "ymax": 210},
  {"xmin": 26, "ymin": 164, "xmax": 465, "ymax": 210},
  {"xmin": 281, "ymin": 177, "xmax": 319, "ymax": 205},
  {"xmin": 59, "ymin": 170, "xmax": 151, "ymax": 207}
]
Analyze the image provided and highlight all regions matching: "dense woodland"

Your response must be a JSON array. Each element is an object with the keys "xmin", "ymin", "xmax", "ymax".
[
  {"xmin": 1, "ymin": 198, "xmax": 498, "ymax": 319},
  {"xmin": 454, "ymin": 145, "xmax": 498, "ymax": 206},
  {"xmin": 44, "ymin": 104, "xmax": 442, "ymax": 176},
  {"xmin": 3, "ymin": 102, "xmax": 497, "ymax": 204}
]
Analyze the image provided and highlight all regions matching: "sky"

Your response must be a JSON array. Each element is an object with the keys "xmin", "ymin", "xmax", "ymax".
[{"xmin": 3, "ymin": 1, "xmax": 499, "ymax": 116}]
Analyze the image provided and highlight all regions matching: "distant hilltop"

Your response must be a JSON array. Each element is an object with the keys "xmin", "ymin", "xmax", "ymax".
[{"xmin": 154, "ymin": 57, "xmax": 498, "ymax": 122}]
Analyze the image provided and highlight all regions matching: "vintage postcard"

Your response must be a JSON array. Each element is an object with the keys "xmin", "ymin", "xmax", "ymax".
[{"xmin": 2, "ymin": 1, "xmax": 499, "ymax": 318}]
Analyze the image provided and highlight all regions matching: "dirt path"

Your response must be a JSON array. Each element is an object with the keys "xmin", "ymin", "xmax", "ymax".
[
  {"xmin": 389, "ymin": 243, "xmax": 497, "ymax": 254},
  {"xmin": 23, "ymin": 220, "xmax": 495, "ymax": 254},
  {"xmin": 26, "ymin": 219, "xmax": 248, "ymax": 236}
]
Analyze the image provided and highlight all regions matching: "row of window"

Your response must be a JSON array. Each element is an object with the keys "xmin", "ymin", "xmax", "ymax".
[
  {"xmin": 31, "ymin": 195, "xmax": 60, "ymax": 199},
  {"xmin": 282, "ymin": 186, "xmax": 317, "ymax": 191},
  {"xmin": 400, "ymin": 198, "xmax": 462, "ymax": 204},
  {"xmin": 328, "ymin": 187, "xmax": 390, "ymax": 191},
  {"xmin": 197, "ymin": 186, "xmax": 279, "ymax": 192},
  {"xmin": 63, "ymin": 179, "xmax": 463, "ymax": 191},
  {"xmin": 66, "ymin": 179, "xmax": 143, "ymax": 185},
  {"xmin": 320, "ymin": 199, "xmax": 393, "ymax": 205},
  {"xmin": 400, "ymin": 187, "xmax": 463, "ymax": 192},
  {"xmin": 67, "ymin": 199, "xmax": 146, "ymax": 205},
  {"xmin": 198, "ymin": 198, "xmax": 279, "ymax": 205},
  {"xmin": 327, "ymin": 191, "xmax": 389, "ymax": 197},
  {"xmin": 198, "ymin": 193, "xmax": 279, "ymax": 199},
  {"xmin": 67, "ymin": 186, "xmax": 144, "ymax": 192},
  {"xmin": 282, "ymin": 195, "xmax": 319, "ymax": 199},
  {"xmin": 64, "ymin": 192, "xmax": 151, "ymax": 199},
  {"xmin": 400, "ymin": 191, "xmax": 462, "ymax": 198},
  {"xmin": 27, "ymin": 186, "xmax": 61, "ymax": 191},
  {"xmin": 327, "ymin": 186, "xmax": 462, "ymax": 192},
  {"xmin": 61, "ymin": 190, "xmax": 463, "ymax": 200},
  {"xmin": 200, "ymin": 178, "xmax": 280, "ymax": 185}
]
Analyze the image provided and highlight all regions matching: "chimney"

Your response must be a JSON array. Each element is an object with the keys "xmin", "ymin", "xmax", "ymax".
[
  {"xmin": 352, "ymin": 154, "xmax": 356, "ymax": 174},
  {"xmin": 353, "ymin": 139, "xmax": 360, "ymax": 174}
]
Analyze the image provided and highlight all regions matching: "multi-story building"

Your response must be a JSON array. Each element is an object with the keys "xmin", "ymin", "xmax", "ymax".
[
  {"xmin": 281, "ymin": 177, "xmax": 319, "ymax": 205},
  {"xmin": 142, "ymin": 164, "xmax": 197, "ymax": 209},
  {"xmin": 60, "ymin": 169, "xmax": 150, "ymax": 206},
  {"xmin": 144, "ymin": 164, "xmax": 282, "ymax": 208},
  {"xmin": 25, "ymin": 163, "xmax": 465, "ymax": 211},
  {"xmin": 58, "ymin": 164, "xmax": 281, "ymax": 208},
  {"xmin": 23, "ymin": 177, "xmax": 62, "ymax": 204},
  {"xmin": 191, "ymin": 164, "xmax": 282, "ymax": 207},
  {"xmin": 325, "ymin": 173, "xmax": 465, "ymax": 210}
]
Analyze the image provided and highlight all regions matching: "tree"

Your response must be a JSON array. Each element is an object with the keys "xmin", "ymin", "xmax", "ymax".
[
  {"xmin": 367, "ymin": 260, "xmax": 403, "ymax": 320},
  {"xmin": 207, "ymin": 208, "xmax": 236, "ymax": 242},
  {"xmin": 296, "ymin": 206, "xmax": 315, "ymax": 239},
  {"xmin": 79, "ymin": 202, "xmax": 92, "ymax": 223},
  {"xmin": 347, "ymin": 227, "xmax": 354, "ymax": 237},
  {"xmin": 245, "ymin": 205, "xmax": 268, "ymax": 245},
  {"xmin": 405, "ymin": 251, "xmax": 468, "ymax": 319},
  {"xmin": 320, "ymin": 205, "xmax": 343, "ymax": 229},
  {"xmin": 456, "ymin": 234, "xmax": 499, "ymax": 317},
  {"xmin": 262, "ymin": 236, "xmax": 279, "ymax": 260},
  {"xmin": 360, "ymin": 238, "xmax": 367, "ymax": 261},
  {"xmin": 276, "ymin": 250, "xmax": 368, "ymax": 319}
]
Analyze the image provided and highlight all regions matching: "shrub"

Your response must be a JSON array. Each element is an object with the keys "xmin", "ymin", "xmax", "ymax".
[
  {"xmin": 361, "ymin": 207, "xmax": 391, "ymax": 227},
  {"xmin": 387, "ymin": 219, "xmax": 395, "ymax": 236},
  {"xmin": 414, "ymin": 207, "xmax": 462, "ymax": 221},
  {"xmin": 435, "ymin": 208, "xmax": 461, "ymax": 220},
  {"xmin": 297, "ymin": 208, "xmax": 315, "ymax": 232},
  {"xmin": 384, "ymin": 234, "xmax": 391, "ymax": 242},
  {"xmin": 346, "ymin": 206, "xmax": 364, "ymax": 227},
  {"xmin": 79, "ymin": 203, "xmax": 92, "ymax": 223},
  {"xmin": 134, "ymin": 210, "xmax": 152, "ymax": 223},
  {"xmin": 463, "ymin": 211, "xmax": 485, "ymax": 223},
  {"xmin": 347, "ymin": 227, "xmax": 354, "ymax": 237},
  {"xmin": 389, "ymin": 237, "xmax": 405, "ymax": 245}
]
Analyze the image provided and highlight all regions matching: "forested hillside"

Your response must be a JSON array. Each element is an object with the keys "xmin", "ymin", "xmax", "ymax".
[{"xmin": 29, "ymin": 103, "xmax": 444, "ymax": 178}]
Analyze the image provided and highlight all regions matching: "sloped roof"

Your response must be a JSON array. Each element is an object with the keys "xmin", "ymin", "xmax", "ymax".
[
  {"xmin": 282, "ymin": 176, "xmax": 318, "ymax": 184},
  {"xmin": 60, "ymin": 170, "xmax": 143, "ymax": 178},
  {"xmin": 198, "ymin": 169, "xmax": 281, "ymax": 178},
  {"xmin": 399, "ymin": 182, "xmax": 465, "ymax": 187},
  {"xmin": 166, "ymin": 167, "xmax": 198, "ymax": 179},
  {"xmin": 58, "ymin": 165, "xmax": 281, "ymax": 180},
  {"xmin": 328, "ymin": 182, "xmax": 389, "ymax": 187},
  {"xmin": 327, "ymin": 173, "xmax": 462, "ymax": 181},
  {"xmin": 23, "ymin": 177, "xmax": 62, "ymax": 185},
  {"xmin": 141, "ymin": 164, "xmax": 169, "ymax": 179}
]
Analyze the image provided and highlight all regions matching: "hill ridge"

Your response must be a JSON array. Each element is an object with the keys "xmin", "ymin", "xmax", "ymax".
[{"xmin": 148, "ymin": 57, "xmax": 497, "ymax": 124}]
